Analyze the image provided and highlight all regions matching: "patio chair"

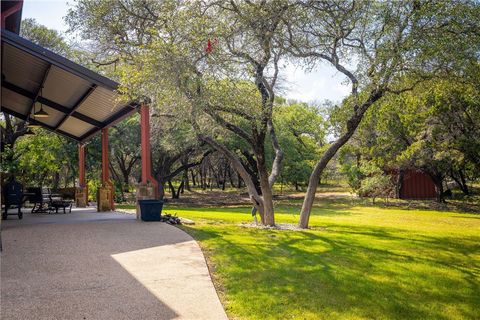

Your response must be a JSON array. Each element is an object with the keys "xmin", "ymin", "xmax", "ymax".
[
  {"xmin": 28, "ymin": 187, "xmax": 73, "ymax": 214},
  {"xmin": 2, "ymin": 179, "xmax": 24, "ymax": 220},
  {"xmin": 28, "ymin": 187, "xmax": 51, "ymax": 213}
]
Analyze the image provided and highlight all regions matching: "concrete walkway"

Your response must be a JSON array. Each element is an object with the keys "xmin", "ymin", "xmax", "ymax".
[{"xmin": 1, "ymin": 208, "xmax": 228, "ymax": 320}]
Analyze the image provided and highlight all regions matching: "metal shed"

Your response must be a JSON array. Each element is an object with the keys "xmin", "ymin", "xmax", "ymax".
[{"xmin": 399, "ymin": 170, "xmax": 437, "ymax": 200}]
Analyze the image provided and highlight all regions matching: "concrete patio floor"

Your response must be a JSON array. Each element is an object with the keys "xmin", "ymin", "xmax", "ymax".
[{"xmin": 0, "ymin": 208, "xmax": 228, "ymax": 320}]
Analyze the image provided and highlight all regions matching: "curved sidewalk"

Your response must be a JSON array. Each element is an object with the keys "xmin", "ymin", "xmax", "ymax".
[{"xmin": 1, "ymin": 209, "xmax": 228, "ymax": 320}]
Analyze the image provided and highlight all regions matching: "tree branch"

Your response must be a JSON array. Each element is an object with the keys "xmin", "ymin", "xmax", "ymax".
[{"xmin": 204, "ymin": 107, "xmax": 255, "ymax": 145}]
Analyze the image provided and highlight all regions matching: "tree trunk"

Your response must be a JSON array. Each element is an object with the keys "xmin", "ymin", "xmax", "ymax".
[
  {"xmin": 177, "ymin": 180, "xmax": 184, "ymax": 198},
  {"xmin": 241, "ymin": 150, "xmax": 261, "ymax": 194},
  {"xmin": 200, "ymin": 164, "xmax": 206, "ymax": 189},
  {"xmin": 198, "ymin": 134, "xmax": 265, "ymax": 221},
  {"xmin": 222, "ymin": 161, "xmax": 228, "ymax": 190},
  {"xmin": 450, "ymin": 169, "xmax": 469, "ymax": 195},
  {"xmin": 429, "ymin": 172, "xmax": 445, "ymax": 203},
  {"xmin": 64, "ymin": 167, "xmax": 69, "ymax": 188},
  {"xmin": 191, "ymin": 169, "xmax": 196, "ymax": 187},
  {"xmin": 168, "ymin": 179, "xmax": 176, "ymax": 199},
  {"xmin": 254, "ymin": 140, "xmax": 276, "ymax": 226},
  {"xmin": 299, "ymin": 89, "xmax": 383, "ymax": 228},
  {"xmin": 266, "ymin": 119, "xmax": 284, "ymax": 187},
  {"xmin": 157, "ymin": 175, "xmax": 166, "ymax": 200},
  {"xmin": 434, "ymin": 179, "xmax": 445, "ymax": 203},
  {"xmin": 228, "ymin": 167, "xmax": 235, "ymax": 188},
  {"xmin": 52, "ymin": 172, "xmax": 60, "ymax": 190},
  {"xmin": 298, "ymin": 142, "xmax": 346, "ymax": 228},
  {"xmin": 258, "ymin": 163, "xmax": 274, "ymax": 225},
  {"xmin": 183, "ymin": 169, "xmax": 190, "ymax": 191},
  {"xmin": 458, "ymin": 170, "xmax": 469, "ymax": 195},
  {"xmin": 395, "ymin": 170, "xmax": 404, "ymax": 199}
]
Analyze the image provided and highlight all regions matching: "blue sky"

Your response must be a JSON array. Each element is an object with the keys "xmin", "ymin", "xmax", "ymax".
[{"xmin": 22, "ymin": 0, "xmax": 349, "ymax": 104}]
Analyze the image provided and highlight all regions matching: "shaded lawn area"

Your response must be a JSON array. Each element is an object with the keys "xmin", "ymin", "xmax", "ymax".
[{"xmin": 117, "ymin": 201, "xmax": 480, "ymax": 319}]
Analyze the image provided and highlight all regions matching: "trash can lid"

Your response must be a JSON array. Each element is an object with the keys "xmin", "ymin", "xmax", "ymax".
[{"xmin": 138, "ymin": 199, "xmax": 163, "ymax": 204}]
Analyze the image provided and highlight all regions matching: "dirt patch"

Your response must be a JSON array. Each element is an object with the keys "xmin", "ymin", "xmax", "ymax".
[
  {"xmin": 124, "ymin": 188, "xmax": 479, "ymax": 214},
  {"xmin": 239, "ymin": 222, "xmax": 304, "ymax": 231},
  {"xmin": 158, "ymin": 189, "xmax": 355, "ymax": 207},
  {"xmin": 275, "ymin": 192, "xmax": 354, "ymax": 201},
  {"xmin": 163, "ymin": 190, "xmax": 252, "ymax": 207}
]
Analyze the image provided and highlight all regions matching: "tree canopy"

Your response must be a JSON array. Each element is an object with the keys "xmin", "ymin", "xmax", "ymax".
[{"xmin": 2, "ymin": 1, "xmax": 478, "ymax": 227}]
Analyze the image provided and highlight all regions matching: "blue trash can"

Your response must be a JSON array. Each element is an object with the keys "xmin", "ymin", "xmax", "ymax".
[{"xmin": 139, "ymin": 200, "xmax": 163, "ymax": 221}]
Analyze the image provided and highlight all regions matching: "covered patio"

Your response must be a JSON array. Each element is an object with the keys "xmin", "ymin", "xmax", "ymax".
[
  {"xmin": 1, "ymin": 208, "xmax": 227, "ymax": 320},
  {"xmin": 2, "ymin": 1, "xmax": 158, "ymax": 212}
]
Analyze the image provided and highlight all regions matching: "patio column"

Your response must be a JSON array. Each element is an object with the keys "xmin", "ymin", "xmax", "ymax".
[
  {"xmin": 136, "ymin": 103, "xmax": 159, "ymax": 218},
  {"xmin": 98, "ymin": 128, "xmax": 114, "ymax": 211},
  {"xmin": 75, "ymin": 143, "xmax": 88, "ymax": 207},
  {"xmin": 140, "ymin": 104, "xmax": 150, "ymax": 185}
]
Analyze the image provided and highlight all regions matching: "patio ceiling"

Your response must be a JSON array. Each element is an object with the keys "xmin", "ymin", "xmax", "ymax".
[{"xmin": 1, "ymin": 29, "xmax": 139, "ymax": 142}]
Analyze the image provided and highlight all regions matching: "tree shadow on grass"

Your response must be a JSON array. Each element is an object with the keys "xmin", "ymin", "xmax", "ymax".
[
  {"xmin": 276, "ymin": 200, "xmax": 361, "ymax": 217},
  {"xmin": 182, "ymin": 224, "xmax": 480, "ymax": 320}
]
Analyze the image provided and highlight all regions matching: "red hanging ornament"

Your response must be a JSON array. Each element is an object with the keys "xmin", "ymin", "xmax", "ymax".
[
  {"xmin": 205, "ymin": 38, "xmax": 218, "ymax": 54},
  {"xmin": 206, "ymin": 38, "xmax": 213, "ymax": 53}
]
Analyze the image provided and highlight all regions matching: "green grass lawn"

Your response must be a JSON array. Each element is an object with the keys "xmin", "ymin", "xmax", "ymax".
[{"xmin": 117, "ymin": 200, "xmax": 480, "ymax": 319}]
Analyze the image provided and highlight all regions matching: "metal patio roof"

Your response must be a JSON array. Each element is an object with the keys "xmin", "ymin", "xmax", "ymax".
[{"xmin": 1, "ymin": 29, "xmax": 139, "ymax": 142}]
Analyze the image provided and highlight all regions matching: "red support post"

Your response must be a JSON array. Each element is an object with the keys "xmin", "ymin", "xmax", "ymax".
[
  {"xmin": 100, "ymin": 128, "xmax": 114, "ymax": 210},
  {"xmin": 140, "ymin": 104, "xmax": 159, "ymax": 198},
  {"xmin": 78, "ymin": 144, "xmax": 86, "ymax": 188},
  {"xmin": 140, "ymin": 105, "xmax": 149, "ymax": 185},
  {"xmin": 76, "ymin": 143, "xmax": 88, "ymax": 207},
  {"xmin": 101, "ymin": 128, "xmax": 109, "ymax": 183}
]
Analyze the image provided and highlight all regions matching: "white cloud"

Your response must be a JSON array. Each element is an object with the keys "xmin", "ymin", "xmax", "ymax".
[{"xmin": 280, "ymin": 61, "xmax": 350, "ymax": 105}]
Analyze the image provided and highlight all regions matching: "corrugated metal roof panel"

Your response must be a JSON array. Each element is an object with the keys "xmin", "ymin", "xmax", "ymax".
[
  {"xmin": 76, "ymin": 87, "xmax": 123, "ymax": 122},
  {"xmin": 3, "ymin": 43, "xmax": 49, "ymax": 92},
  {"xmin": 43, "ymin": 65, "xmax": 93, "ymax": 108},
  {"xmin": 58, "ymin": 116, "xmax": 95, "ymax": 137},
  {"xmin": 1, "ymin": 88, "xmax": 31, "ymax": 115}
]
